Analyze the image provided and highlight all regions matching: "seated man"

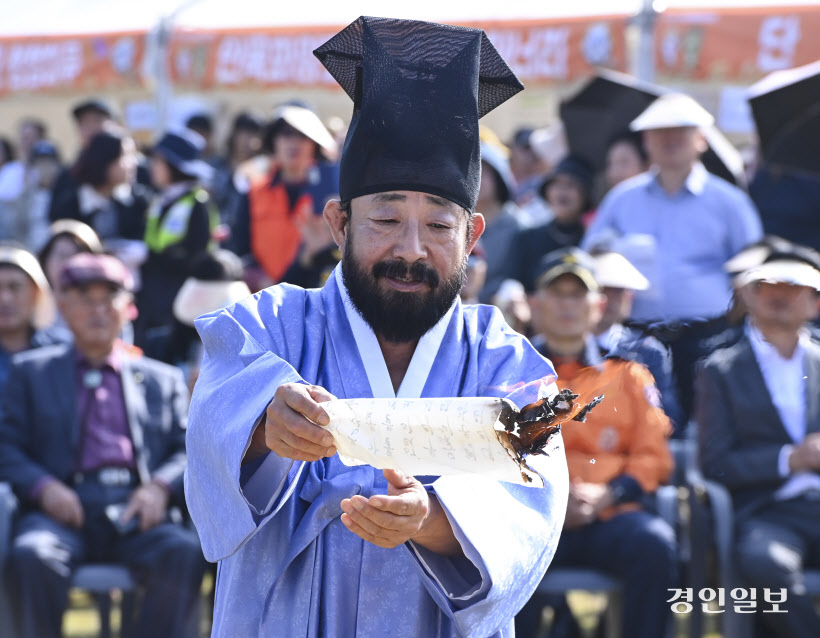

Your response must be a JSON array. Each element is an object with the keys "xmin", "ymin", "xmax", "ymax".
[
  {"xmin": 696, "ymin": 247, "xmax": 820, "ymax": 638},
  {"xmin": 518, "ymin": 247, "xmax": 676, "ymax": 638},
  {"xmin": 592, "ymin": 250, "xmax": 684, "ymax": 432},
  {"xmin": 0, "ymin": 253, "xmax": 206, "ymax": 638}
]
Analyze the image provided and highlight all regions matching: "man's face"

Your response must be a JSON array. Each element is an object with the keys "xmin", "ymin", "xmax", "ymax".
[
  {"xmin": 19, "ymin": 123, "xmax": 43, "ymax": 156},
  {"xmin": 534, "ymin": 273, "xmax": 602, "ymax": 342},
  {"xmin": 643, "ymin": 126, "xmax": 705, "ymax": 172},
  {"xmin": 273, "ymin": 124, "xmax": 316, "ymax": 174},
  {"xmin": 605, "ymin": 141, "xmax": 646, "ymax": 189},
  {"xmin": 545, "ymin": 174, "xmax": 585, "ymax": 221},
  {"xmin": 233, "ymin": 129, "xmax": 261, "ymax": 163},
  {"xmin": 328, "ymin": 191, "xmax": 484, "ymax": 343},
  {"xmin": 77, "ymin": 111, "xmax": 110, "ymax": 148},
  {"xmin": 742, "ymin": 281, "xmax": 820, "ymax": 330},
  {"xmin": 0, "ymin": 267, "xmax": 38, "ymax": 335},
  {"xmin": 509, "ymin": 144, "xmax": 542, "ymax": 180},
  {"xmin": 59, "ymin": 283, "xmax": 131, "ymax": 351}
]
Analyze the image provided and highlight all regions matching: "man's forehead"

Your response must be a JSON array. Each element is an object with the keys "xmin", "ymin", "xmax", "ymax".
[
  {"xmin": 366, "ymin": 191, "xmax": 461, "ymax": 212},
  {"xmin": 0, "ymin": 264, "xmax": 33, "ymax": 284}
]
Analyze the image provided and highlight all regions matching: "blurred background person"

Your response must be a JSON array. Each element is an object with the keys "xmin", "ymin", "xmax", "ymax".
[
  {"xmin": 71, "ymin": 130, "xmax": 149, "ymax": 243},
  {"xmin": 582, "ymin": 93, "xmax": 762, "ymax": 322},
  {"xmin": 22, "ymin": 141, "xmax": 63, "ymax": 251},
  {"xmin": 0, "ymin": 245, "xmax": 62, "ymax": 390},
  {"xmin": 508, "ymin": 127, "xmax": 545, "ymax": 205},
  {"xmin": 210, "ymin": 111, "xmax": 264, "ymax": 257},
  {"xmin": 16, "ymin": 119, "xmax": 47, "ymax": 168},
  {"xmin": 697, "ymin": 246, "xmax": 820, "ymax": 638},
  {"xmin": 603, "ymin": 130, "xmax": 648, "ymax": 192},
  {"xmin": 491, "ymin": 278, "xmax": 532, "ymax": 336},
  {"xmin": 49, "ymin": 98, "xmax": 116, "ymax": 224},
  {"xmin": 511, "ymin": 155, "xmax": 594, "ymax": 292},
  {"xmin": 136, "ymin": 129, "xmax": 218, "ymax": 347},
  {"xmin": 649, "ymin": 237, "xmax": 820, "ymax": 428},
  {"xmin": 592, "ymin": 250, "xmax": 683, "ymax": 432},
  {"xmin": 37, "ymin": 219, "xmax": 104, "ymax": 296},
  {"xmin": 160, "ymin": 249, "xmax": 251, "ymax": 391},
  {"xmin": 476, "ymin": 139, "xmax": 521, "ymax": 303},
  {"xmin": 0, "ymin": 138, "xmax": 25, "ymax": 240},
  {"xmin": 185, "ymin": 112, "xmax": 221, "ymax": 169},
  {"xmin": 515, "ymin": 123, "xmax": 566, "ymax": 228},
  {"xmin": 518, "ymin": 247, "xmax": 675, "ymax": 638},
  {"xmin": 0, "ymin": 252, "xmax": 206, "ymax": 638},
  {"xmin": 244, "ymin": 102, "xmax": 339, "ymax": 287},
  {"xmin": 37, "ymin": 219, "xmax": 104, "ymax": 338}
]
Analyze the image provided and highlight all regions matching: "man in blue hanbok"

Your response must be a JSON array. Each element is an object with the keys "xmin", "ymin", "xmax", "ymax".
[{"xmin": 185, "ymin": 16, "xmax": 569, "ymax": 638}]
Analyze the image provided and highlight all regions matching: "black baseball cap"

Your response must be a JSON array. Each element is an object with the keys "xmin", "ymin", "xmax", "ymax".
[{"xmin": 534, "ymin": 247, "xmax": 599, "ymax": 291}]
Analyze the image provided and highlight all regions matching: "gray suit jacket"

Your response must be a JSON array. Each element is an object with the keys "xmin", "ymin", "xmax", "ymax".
[
  {"xmin": 695, "ymin": 333, "xmax": 820, "ymax": 519},
  {"xmin": 0, "ymin": 343, "xmax": 189, "ymax": 506}
]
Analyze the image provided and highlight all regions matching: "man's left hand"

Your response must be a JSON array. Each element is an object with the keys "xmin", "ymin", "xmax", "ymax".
[
  {"xmin": 121, "ymin": 482, "xmax": 170, "ymax": 532},
  {"xmin": 340, "ymin": 469, "xmax": 462, "ymax": 556}
]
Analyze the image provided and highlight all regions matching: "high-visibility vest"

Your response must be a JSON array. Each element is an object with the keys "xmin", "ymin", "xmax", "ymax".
[{"xmin": 145, "ymin": 187, "xmax": 218, "ymax": 253}]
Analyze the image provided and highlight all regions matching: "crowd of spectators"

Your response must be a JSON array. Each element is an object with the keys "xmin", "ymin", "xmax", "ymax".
[{"xmin": 0, "ymin": 86, "xmax": 819, "ymax": 638}]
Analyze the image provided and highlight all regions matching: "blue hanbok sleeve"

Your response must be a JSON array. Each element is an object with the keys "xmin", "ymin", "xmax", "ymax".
[
  {"xmin": 412, "ymin": 442, "xmax": 568, "ymax": 637},
  {"xmin": 185, "ymin": 291, "xmax": 308, "ymax": 562},
  {"xmin": 405, "ymin": 306, "xmax": 569, "ymax": 637}
]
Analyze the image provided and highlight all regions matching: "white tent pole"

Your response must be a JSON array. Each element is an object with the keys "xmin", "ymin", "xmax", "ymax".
[
  {"xmin": 634, "ymin": 0, "xmax": 660, "ymax": 82},
  {"xmin": 153, "ymin": 0, "xmax": 203, "ymax": 137}
]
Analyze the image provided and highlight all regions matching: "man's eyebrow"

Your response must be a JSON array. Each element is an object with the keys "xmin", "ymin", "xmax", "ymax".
[
  {"xmin": 372, "ymin": 193, "xmax": 407, "ymax": 203},
  {"xmin": 425, "ymin": 194, "xmax": 459, "ymax": 211}
]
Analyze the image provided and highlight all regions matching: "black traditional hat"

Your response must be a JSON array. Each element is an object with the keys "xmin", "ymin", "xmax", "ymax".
[{"xmin": 314, "ymin": 16, "xmax": 523, "ymax": 212}]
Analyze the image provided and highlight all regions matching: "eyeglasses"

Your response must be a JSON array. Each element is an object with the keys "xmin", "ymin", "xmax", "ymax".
[{"xmin": 65, "ymin": 287, "xmax": 129, "ymax": 309}]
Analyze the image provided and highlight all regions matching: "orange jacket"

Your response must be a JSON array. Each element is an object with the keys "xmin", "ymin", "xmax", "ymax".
[
  {"xmin": 554, "ymin": 356, "xmax": 674, "ymax": 518},
  {"xmin": 248, "ymin": 171, "xmax": 314, "ymax": 283}
]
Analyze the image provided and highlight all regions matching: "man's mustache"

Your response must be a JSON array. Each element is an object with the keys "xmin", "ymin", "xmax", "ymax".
[{"xmin": 373, "ymin": 260, "xmax": 440, "ymax": 288}]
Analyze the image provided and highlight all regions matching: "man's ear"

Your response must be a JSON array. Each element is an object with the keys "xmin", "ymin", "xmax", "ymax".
[
  {"xmin": 466, "ymin": 212, "xmax": 485, "ymax": 256},
  {"xmin": 323, "ymin": 199, "xmax": 348, "ymax": 250}
]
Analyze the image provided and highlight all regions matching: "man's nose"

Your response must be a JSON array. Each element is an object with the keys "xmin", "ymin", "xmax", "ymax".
[{"xmin": 392, "ymin": 220, "xmax": 427, "ymax": 262}]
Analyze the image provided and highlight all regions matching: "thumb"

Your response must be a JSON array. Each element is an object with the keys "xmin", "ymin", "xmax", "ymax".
[
  {"xmin": 383, "ymin": 468, "xmax": 415, "ymax": 491},
  {"xmin": 120, "ymin": 499, "xmax": 139, "ymax": 524}
]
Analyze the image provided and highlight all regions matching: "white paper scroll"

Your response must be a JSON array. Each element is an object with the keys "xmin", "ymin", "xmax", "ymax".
[{"xmin": 321, "ymin": 397, "xmax": 541, "ymax": 486}]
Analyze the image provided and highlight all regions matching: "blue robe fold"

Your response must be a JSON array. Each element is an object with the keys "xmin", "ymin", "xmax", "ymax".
[{"xmin": 185, "ymin": 270, "xmax": 568, "ymax": 637}]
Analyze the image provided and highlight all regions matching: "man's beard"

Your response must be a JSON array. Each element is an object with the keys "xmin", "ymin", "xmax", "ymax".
[{"xmin": 342, "ymin": 233, "xmax": 467, "ymax": 344}]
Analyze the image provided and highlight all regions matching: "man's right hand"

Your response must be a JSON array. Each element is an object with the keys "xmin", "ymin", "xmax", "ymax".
[
  {"xmin": 788, "ymin": 433, "xmax": 820, "ymax": 473},
  {"xmin": 246, "ymin": 383, "xmax": 337, "ymax": 463},
  {"xmin": 39, "ymin": 481, "xmax": 84, "ymax": 528}
]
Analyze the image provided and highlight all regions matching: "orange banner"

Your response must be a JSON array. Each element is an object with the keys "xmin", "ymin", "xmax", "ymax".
[
  {"xmin": 655, "ymin": 5, "xmax": 820, "ymax": 81},
  {"xmin": 0, "ymin": 17, "xmax": 628, "ymax": 96},
  {"xmin": 2, "ymin": 7, "xmax": 818, "ymax": 96},
  {"xmin": 0, "ymin": 32, "xmax": 145, "ymax": 96},
  {"xmin": 169, "ymin": 17, "xmax": 629, "ymax": 90}
]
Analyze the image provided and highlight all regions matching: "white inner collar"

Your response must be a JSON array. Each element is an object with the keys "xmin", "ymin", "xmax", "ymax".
[{"xmin": 334, "ymin": 264, "xmax": 455, "ymax": 399}]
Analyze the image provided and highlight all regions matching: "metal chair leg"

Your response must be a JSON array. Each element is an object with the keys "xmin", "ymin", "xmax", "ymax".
[{"xmin": 94, "ymin": 592, "xmax": 113, "ymax": 638}]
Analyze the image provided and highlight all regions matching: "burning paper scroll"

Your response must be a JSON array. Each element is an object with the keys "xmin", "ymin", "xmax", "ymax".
[{"xmin": 321, "ymin": 392, "xmax": 603, "ymax": 487}]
